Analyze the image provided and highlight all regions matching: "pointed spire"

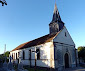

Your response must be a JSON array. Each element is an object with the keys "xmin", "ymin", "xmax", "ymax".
[
  {"xmin": 54, "ymin": 2, "xmax": 58, "ymax": 14},
  {"xmin": 49, "ymin": 1, "xmax": 64, "ymax": 34},
  {"xmin": 52, "ymin": 2, "xmax": 61, "ymax": 22}
]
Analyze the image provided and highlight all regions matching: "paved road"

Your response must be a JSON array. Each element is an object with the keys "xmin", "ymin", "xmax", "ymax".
[{"xmin": 63, "ymin": 67, "xmax": 85, "ymax": 71}]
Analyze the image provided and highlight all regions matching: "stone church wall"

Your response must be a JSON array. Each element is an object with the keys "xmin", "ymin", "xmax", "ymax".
[
  {"xmin": 54, "ymin": 42, "xmax": 76, "ymax": 70},
  {"xmin": 53, "ymin": 26, "xmax": 76, "ymax": 70},
  {"xmin": 54, "ymin": 43, "xmax": 64, "ymax": 70},
  {"xmin": 70, "ymin": 46, "xmax": 76, "ymax": 67}
]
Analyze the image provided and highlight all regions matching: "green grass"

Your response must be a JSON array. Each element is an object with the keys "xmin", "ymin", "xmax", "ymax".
[
  {"xmin": 25, "ymin": 68, "xmax": 42, "ymax": 71},
  {"xmin": 80, "ymin": 65, "xmax": 85, "ymax": 68},
  {"xmin": 14, "ymin": 65, "xmax": 49, "ymax": 71},
  {"xmin": 24, "ymin": 67, "xmax": 48, "ymax": 71}
]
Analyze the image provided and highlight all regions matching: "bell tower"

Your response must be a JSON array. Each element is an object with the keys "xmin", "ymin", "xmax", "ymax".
[{"xmin": 49, "ymin": 3, "xmax": 64, "ymax": 34}]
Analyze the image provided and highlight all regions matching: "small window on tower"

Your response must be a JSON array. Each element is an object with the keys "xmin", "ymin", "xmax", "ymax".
[{"xmin": 65, "ymin": 32, "xmax": 67, "ymax": 37}]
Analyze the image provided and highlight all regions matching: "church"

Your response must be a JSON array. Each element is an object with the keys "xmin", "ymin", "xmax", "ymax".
[{"xmin": 10, "ymin": 3, "xmax": 78, "ymax": 70}]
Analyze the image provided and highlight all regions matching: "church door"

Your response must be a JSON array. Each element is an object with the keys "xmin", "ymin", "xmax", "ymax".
[{"xmin": 64, "ymin": 53, "xmax": 69, "ymax": 68}]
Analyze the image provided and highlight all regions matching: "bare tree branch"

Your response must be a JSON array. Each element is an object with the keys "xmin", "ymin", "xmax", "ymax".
[{"xmin": 0, "ymin": 0, "xmax": 7, "ymax": 6}]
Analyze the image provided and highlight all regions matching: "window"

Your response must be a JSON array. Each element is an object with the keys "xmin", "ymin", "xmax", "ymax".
[
  {"xmin": 29, "ymin": 49, "xmax": 31, "ymax": 60},
  {"xmin": 16, "ymin": 53, "xmax": 17, "ymax": 59},
  {"xmin": 18, "ymin": 52, "xmax": 20, "ymax": 58},
  {"xmin": 65, "ymin": 32, "xmax": 67, "ymax": 37},
  {"xmin": 36, "ymin": 49, "xmax": 40, "ymax": 60},
  {"xmin": 23, "ymin": 51, "xmax": 25, "ymax": 60}
]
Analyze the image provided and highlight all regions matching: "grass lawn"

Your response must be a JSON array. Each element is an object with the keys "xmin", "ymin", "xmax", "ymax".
[
  {"xmin": 24, "ymin": 68, "xmax": 47, "ymax": 71},
  {"xmin": 24, "ymin": 66, "xmax": 49, "ymax": 71},
  {"xmin": 14, "ymin": 65, "xmax": 50, "ymax": 71}
]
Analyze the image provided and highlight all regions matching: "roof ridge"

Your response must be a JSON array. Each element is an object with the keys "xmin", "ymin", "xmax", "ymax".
[{"xmin": 11, "ymin": 27, "xmax": 65, "ymax": 52}]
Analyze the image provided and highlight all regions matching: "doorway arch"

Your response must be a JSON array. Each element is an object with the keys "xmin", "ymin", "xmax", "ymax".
[{"xmin": 64, "ymin": 53, "xmax": 69, "ymax": 68}]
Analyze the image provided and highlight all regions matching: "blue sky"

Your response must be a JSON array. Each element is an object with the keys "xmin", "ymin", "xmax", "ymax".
[{"xmin": 0, "ymin": 0, "xmax": 85, "ymax": 54}]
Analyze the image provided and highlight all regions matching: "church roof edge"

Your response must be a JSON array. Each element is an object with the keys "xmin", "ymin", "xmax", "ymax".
[
  {"xmin": 11, "ymin": 26, "xmax": 65, "ymax": 52},
  {"xmin": 11, "ymin": 33, "xmax": 59, "ymax": 52}
]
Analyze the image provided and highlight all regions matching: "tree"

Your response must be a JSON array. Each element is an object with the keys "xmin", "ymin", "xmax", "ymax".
[
  {"xmin": 4, "ymin": 51, "xmax": 10, "ymax": 57},
  {"xmin": 78, "ymin": 46, "xmax": 85, "ymax": 62},
  {"xmin": 78, "ymin": 46, "xmax": 84, "ymax": 52},
  {"xmin": 0, "ymin": 0, "xmax": 7, "ymax": 6},
  {"xmin": 0, "ymin": 54, "xmax": 4, "ymax": 59},
  {"xmin": 0, "ymin": 51, "xmax": 10, "ymax": 62}
]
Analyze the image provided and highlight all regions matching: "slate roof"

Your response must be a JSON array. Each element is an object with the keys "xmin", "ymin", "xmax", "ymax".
[{"xmin": 11, "ymin": 33, "xmax": 58, "ymax": 51}]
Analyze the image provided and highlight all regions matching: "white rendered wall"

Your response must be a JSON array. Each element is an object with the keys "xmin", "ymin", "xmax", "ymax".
[
  {"xmin": 53, "ymin": 27, "xmax": 75, "ymax": 46},
  {"xmin": 10, "ymin": 50, "xmax": 21, "ymax": 63},
  {"xmin": 10, "ymin": 41, "xmax": 54, "ymax": 68},
  {"xmin": 28, "ymin": 41, "xmax": 54, "ymax": 68}
]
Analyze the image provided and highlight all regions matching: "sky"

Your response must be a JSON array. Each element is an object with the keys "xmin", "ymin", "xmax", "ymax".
[{"xmin": 0, "ymin": 0, "xmax": 85, "ymax": 54}]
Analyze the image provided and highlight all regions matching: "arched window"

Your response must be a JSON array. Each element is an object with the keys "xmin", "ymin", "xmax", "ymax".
[
  {"xmin": 23, "ymin": 51, "xmax": 25, "ymax": 60},
  {"xmin": 36, "ymin": 49, "xmax": 40, "ymax": 60},
  {"xmin": 16, "ymin": 53, "xmax": 17, "ymax": 59}
]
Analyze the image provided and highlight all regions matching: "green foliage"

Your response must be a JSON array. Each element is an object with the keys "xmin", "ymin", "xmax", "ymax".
[
  {"xmin": 4, "ymin": 51, "xmax": 10, "ymax": 57},
  {"xmin": 78, "ymin": 46, "xmax": 84, "ymax": 52},
  {"xmin": 78, "ymin": 46, "xmax": 85, "ymax": 62},
  {"xmin": 0, "ymin": 54, "xmax": 4, "ymax": 59},
  {"xmin": 0, "ymin": 51, "xmax": 10, "ymax": 62}
]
